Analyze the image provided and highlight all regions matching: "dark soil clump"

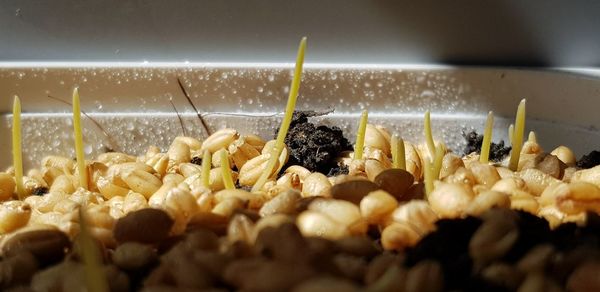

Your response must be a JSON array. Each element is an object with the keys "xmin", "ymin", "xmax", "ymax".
[
  {"xmin": 282, "ymin": 111, "xmax": 353, "ymax": 174},
  {"xmin": 576, "ymin": 150, "xmax": 600, "ymax": 169},
  {"xmin": 463, "ymin": 130, "xmax": 511, "ymax": 162}
]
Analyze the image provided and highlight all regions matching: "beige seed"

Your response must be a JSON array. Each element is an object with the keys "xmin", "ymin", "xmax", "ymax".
[
  {"xmin": 545, "ymin": 182, "xmax": 600, "ymax": 215},
  {"xmin": 96, "ymin": 176, "xmax": 129, "ymax": 199},
  {"xmin": 302, "ymin": 173, "xmax": 332, "ymax": 198},
  {"xmin": 123, "ymin": 169, "xmax": 162, "ymax": 198},
  {"xmin": 381, "ymin": 222, "xmax": 420, "ymax": 251},
  {"xmin": 49, "ymin": 175, "xmax": 76, "ymax": 194},
  {"xmin": 466, "ymin": 190, "xmax": 510, "ymax": 216},
  {"xmin": 174, "ymin": 136, "xmax": 202, "ymax": 151},
  {"xmin": 196, "ymin": 192, "xmax": 215, "ymax": 212},
  {"xmin": 227, "ymin": 214, "xmax": 254, "ymax": 244},
  {"xmin": 468, "ymin": 162, "xmax": 501, "ymax": 187},
  {"xmin": 23, "ymin": 176, "xmax": 48, "ymax": 197},
  {"xmin": 510, "ymin": 190, "xmax": 539, "ymax": 214},
  {"xmin": 201, "ymin": 128, "xmax": 239, "ymax": 153},
  {"xmin": 167, "ymin": 139, "xmax": 191, "ymax": 170},
  {"xmin": 212, "ymin": 197, "xmax": 245, "ymax": 218},
  {"xmin": 145, "ymin": 153, "xmax": 169, "ymax": 177},
  {"xmin": 308, "ymin": 199, "xmax": 366, "ymax": 235},
  {"xmin": 363, "ymin": 147, "xmax": 393, "ymax": 169},
  {"xmin": 428, "ymin": 182, "xmax": 474, "ymax": 218},
  {"xmin": 215, "ymin": 189, "xmax": 265, "ymax": 210},
  {"xmin": 404, "ymin": 142, "xmax": 423, "ymax": 180},
  {"xmin": 209, "ymin": 168, "xmax": 238, "ymax": 192},
  {"xmin": 148, "ymin": 181, "xmax": 178, "ymax": 207},
  {"xmin": 163, "ymin": 173, "xmax": 185, "ymax": 185},
  {"xmin": 0, "ymin": 172, "xmax": 15, "ymax": 201},
  {"xmin": 35, "ymin": 191, "xmax": 68, "ymax": 213},
  {"xmin": 228, "ymin": 138, "xmax": 261, "ymax": 170},
  {"xmin": 259, "ymin": 189, "xmax": 301, "ymax": 217},
  {"xmin": 42, "ymin": 155, "xmax": 74, "ymax": 174},
  {"xmin": 0, "ymin": 200, "xmax": 31, "ymax": 234},
  {"xmin": 108, "ymin": 162, "xmax": 155, "ymax": 186},
  {"xmin": 550, "ymin": 145, "xmax": 576, "ymax": 166},
  {"xmin": 244, "ymin": 134, "xmax": 267, "ymax": 151},
  {"xmin": 443, "ymin": 167, "xmax": 477, "ymax": 187},
  {"xmin": 97, "ymin": 152, "xmax": 136, "ymax": 166},
  {"xmin": 365, "ymin": 159, "xmax": 387, "ymax": 181},
  {"xmin": 518, "ymin": 168, "xmax": 560, "ymax": 196},
  {"xmin": 296, "ymin": 210, "xmax": 349, "ymax": 240},
  {"xmin": 571, "ymin": 165, "xmax": 600, "ymax": 188},
  {"xmin": 390, "ymin": 200, "xmax": 438, "ymax": 234},
  {"xmin": 144, "ymin": 145, "xmax": 161, "ymax": 161},
  {"xmin": 364, "ymin": 124, "xmax": 391, "ymax": 155},
  {"xmin": 440, "ymin": 153, "xmax": 465, "ymax": 179},
  {"xmin": 276, "ymin": 173, "xmax": 302, "ymax": 190},
  {"xmin": 239, "ymin": 154, "xmax": 278, "ymax": 187},
  {"xmin": 284, "ymin": 165, "xmax": 311, "ymax": 180},
  {"xmin": 496, "ymin": 167, "xmax": 517, "ymax": 179},
  {"xmin": 164, "ymin": 187, "xmax": 198, "ymax": 221},
  {"xmin": 123, "ymin": 191, "xmax": 149, "ymax": 214},
  {"xmin": 262, "ymin": 141, "xmax": 290, "ymax": 174},
  {"xmin": 491, "ymin": 177, "xmax": 528, "ymax": 195},
  {"xmin": 42, "ymin": 166, "xmax": 64, "ymax": 186},
  {"xmin": 178, "ymin": 163, "xmax": 203, "ymax": 178},
  {"xmin": 360, "ymin": 190, "xmax": 398, "ymax": 224}
]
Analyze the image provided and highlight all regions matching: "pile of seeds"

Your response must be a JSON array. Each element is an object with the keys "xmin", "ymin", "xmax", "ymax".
[{"xmin": 0, "ymin": 118, "xmax": 600, "ymax": 291}]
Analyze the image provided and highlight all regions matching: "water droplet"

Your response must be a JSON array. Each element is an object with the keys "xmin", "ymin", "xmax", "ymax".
[{"xmin": 84, "ymin": 144, "xmax": 93, "ymax": 155}]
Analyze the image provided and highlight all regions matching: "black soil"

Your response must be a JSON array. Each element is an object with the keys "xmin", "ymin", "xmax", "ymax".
[
  {"xmin": 576, "ymin": 150, "xmax": 600, "ymax": 169},
  {"xmin": 282, "ymin": 111, "xmax": 353, "ymax": 175},
  {"xmin": 463, "ymin": 131, "xmax": 511, "ymax": 162},
  {"xmin": 31, "ymin": 187, "xmax": 49, "ymax": 196},
  {"xmin": 190, "ymin": 156, "xmax": 202, "ymax": 166}
]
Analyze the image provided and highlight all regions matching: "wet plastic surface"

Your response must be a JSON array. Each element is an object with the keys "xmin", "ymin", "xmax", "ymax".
[{"xmin": 0, "ymin": 64, "xmax": 598, "ymax": 169}]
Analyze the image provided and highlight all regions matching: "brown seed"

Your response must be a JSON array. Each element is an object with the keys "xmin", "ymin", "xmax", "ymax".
[
  {"xmin": 113, "ymin": 208, "xmax": 174, "ymax": 244},
  {"xmin": 293, "ymin": 277, "xmax": 360, "ymax": 292},
  {"xmin": 187, "ymin": 212, "xmax": 229, "ymax": 236},
  {"xmin": 366, "ymin": 264, "xmax": 407, "ymax": 292},
  {"xmin": 0, "ymin": 251, "xmax": 39, "ymax": 288},
  {"xmin": 181, "ymin": 228, "xmax": 220, "ymax": 251},
  {"xmin": 254, "ymin": 223, "xmax": 309, "ymax": 264},
  {"xmin": 112, "ymin": 242, "xmax": 157, "ymax": 271},
  {"xmin": 567, "ymin": 261, "xmax": 600, "ymax": 292},
  {"xmin": 405, "ymin": 260, "xmax": 444, "ymax": 292},
  {"xmin": 374, "ymin": 168, "xmax": 415, "ymax": 201},
  {"xmin": 364, "ymin": 253, "xmax": 401, "ymax": 285},
  {"xmin": 333, "ymin": 254, "xmax": 367, "ymax": 281},
  {"xmin": 518, "ymin": 272, "xmax": 562, "ymax": 292},
  {"xmin": 1, "ymin": 230, "xmax": 70, "ymax": 265},
  {"xmin": 405, "ymin": 182, "xmax": 425, "ymax": 201},
  {"xmin": 481, "ymin": 263, "xmax": 523, "ymax": 291},
  {"xmin": 224, "ymin": 258, "xmax": 314, "ymax": 291},
  {"xmin": 516, "ymin": 244, "xmax": 555, "ymax": 274},
  {"xmin": 521, "ymin": 153, "xmax": 566, "ymax": 179},
  {"xmin": 469, "ymin": 217, "xmax": 518, "ymax": 264},
  {"xmin": 294, "ymin": 196, "xmax": 322, "ymax": 213},
  {"xmin": 336, "ymin": 236, "xmax": 380, "ymax": 258},
  {"xmin": 330, "ymin": 180, "xmax": 380, "ymax": 205}
]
